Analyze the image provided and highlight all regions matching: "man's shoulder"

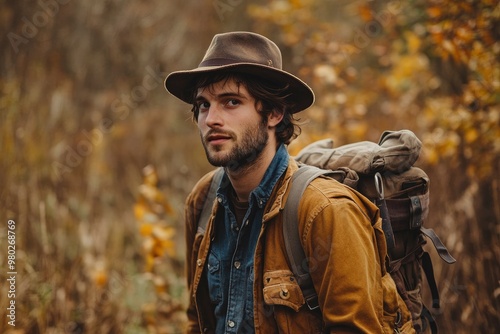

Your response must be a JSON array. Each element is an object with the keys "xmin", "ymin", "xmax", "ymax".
[
  {"xmin": 195, "ymin": 169, "xmax": 220, "ymax": 190},
  {"xmin": 300, "ymin": 174, "xmax": 379, "ymax": 221},
  {"xmin": 186, "ymin": 169, "xmax": 221, "ymax": 206},
  {"xmin": 306, "ymin": 174, "xmax": 356, "ymax": 199}
]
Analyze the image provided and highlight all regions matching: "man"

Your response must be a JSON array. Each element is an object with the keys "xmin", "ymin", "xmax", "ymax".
[{"xmin": 165, "ymin": 31, "xmax": 414, "ymax": 333}]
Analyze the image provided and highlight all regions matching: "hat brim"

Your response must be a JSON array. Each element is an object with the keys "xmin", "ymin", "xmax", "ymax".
[{"xmin": 164, "ymin": 63, "xmax": 314, "ymax": 114}]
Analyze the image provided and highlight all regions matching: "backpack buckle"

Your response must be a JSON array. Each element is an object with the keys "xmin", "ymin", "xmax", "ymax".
[{"xmin": 305, "ymin": 295, "xmax": 320, "ymax": 310}]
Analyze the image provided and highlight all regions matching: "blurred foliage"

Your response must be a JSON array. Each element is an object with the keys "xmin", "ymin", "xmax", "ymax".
[
  {"xmin": 135, "ymin": 165, "xmax": 177, "ymax": 271},
  {"xmin": 0, "ymin": 0, "xmax": 498, "ymax": 333},
  {"xmin": 133, "ymin": 165, "xmax": 186, "ymax": 333}
]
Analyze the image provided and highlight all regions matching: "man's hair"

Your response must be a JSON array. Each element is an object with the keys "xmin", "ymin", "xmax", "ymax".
[{"xmin": 190, "ymin": 72, "xmax": 301, "ymax": 145}]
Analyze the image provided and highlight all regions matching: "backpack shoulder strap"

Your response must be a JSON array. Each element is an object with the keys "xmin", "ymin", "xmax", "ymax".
[
  {"xmin": 197, "ymin": 168, "xmax": 224, "ymax": 234},
  {"xmin": 283, "ymin": 165, "xmax": 334, "ymax": 310}
]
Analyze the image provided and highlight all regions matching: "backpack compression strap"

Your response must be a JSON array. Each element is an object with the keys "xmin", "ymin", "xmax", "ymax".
[
  {"xmin": 197, "ymin": 168, "xmax": 224, "ymax": 234},
  {"xmin": 282, "ymin": 165, "xmax": 344, "ymax": 310}
]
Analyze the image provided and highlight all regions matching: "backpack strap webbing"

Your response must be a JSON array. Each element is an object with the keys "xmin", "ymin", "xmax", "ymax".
[
  {"xmin": 421, "ymin": 305, "xmax": 439, "ymax": 334},
  {"xmin": 422, "ymin": 251, "xmax": 440, "ymax": 309},
  {"xmin": 374, "ymin": 173, "xmax": 396, "ymax": 250},
  {"xmin": 421, "ymin": 227, "xmax": 456, "ymax": 264},
  {"xmin": 282, "ymin": 165, "xmax": 336, "ymax": 310},
  {"xmin": 197, "ymin": 168, "xmax": 224, "ymax": 234}
]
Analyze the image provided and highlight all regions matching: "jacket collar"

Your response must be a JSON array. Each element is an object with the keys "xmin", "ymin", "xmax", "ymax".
[{"xmin": 262, "ymin": 157, "xmax": 299, "ymax": 223}]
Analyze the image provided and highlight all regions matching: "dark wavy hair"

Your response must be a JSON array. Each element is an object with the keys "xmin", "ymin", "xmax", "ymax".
[{"xmin": 190, "ymin": 72, "xmax": 301, "ymax": 145}]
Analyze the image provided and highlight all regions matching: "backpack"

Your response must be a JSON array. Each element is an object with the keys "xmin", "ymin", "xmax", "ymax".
[{"xmin": 197, "ymin": 130, "xmax": 456, "ymax": 334}]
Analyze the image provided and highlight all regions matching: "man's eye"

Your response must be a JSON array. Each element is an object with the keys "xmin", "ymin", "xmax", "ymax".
[
  {"xmin": 198, "ymin": 101, "xmax": 210, "ymax": 111},
  {"xmin": 226, "ymin": 99, "xmax": 240, "ymax": 107}
]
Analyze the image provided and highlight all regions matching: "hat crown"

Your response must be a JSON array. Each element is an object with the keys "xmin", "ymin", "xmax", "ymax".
[{"xmin": 199, "ymin": 32, "xmax": 283, "ymax": 69}]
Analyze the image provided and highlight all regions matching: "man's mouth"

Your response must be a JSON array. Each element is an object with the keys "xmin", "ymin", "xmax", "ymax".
[{"xmin": 206, "ymin": 133, "xmax": 232, "ymax": 145}]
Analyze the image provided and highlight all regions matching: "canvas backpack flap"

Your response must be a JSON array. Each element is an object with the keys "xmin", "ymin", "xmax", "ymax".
[
  {"xmin": 296, "ymin": 139, "xmax": 383, "ymax": 175},
  {"xmin": 376, "ymin": 130, "xmax": 422, "ymax": 174},
  {"xmin": 337, "ymin": 166, "xmax": 360, "ymax": 189},
  {"xmin": 296, "ymin": 130, "xmax": 422, "ymax": 176}
]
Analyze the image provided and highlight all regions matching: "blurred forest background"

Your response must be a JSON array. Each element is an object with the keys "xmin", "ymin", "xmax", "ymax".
[{"xmin": 0, "ymin": 0, "xmax": 498, "ymax": 333}]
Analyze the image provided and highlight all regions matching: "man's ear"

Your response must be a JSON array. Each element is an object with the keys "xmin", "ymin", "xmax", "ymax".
[{"xmin": 267, "ymin": 109, "xmax": 284, "ymax": 128}]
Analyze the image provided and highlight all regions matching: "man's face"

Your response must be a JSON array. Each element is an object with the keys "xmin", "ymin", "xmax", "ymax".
[{"xmin": 195, "ymin": 78, "xmax": 269, "ymax": 171}]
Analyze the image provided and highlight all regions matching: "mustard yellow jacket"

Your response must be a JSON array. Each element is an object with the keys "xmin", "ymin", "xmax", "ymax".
[{"xmin": 184, "ymin": 158, "xmax": 415, "ymax": 333}]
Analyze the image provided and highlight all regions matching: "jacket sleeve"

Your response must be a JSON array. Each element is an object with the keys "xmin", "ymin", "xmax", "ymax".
[
  {"xmin": 184, "ymin": 190, "xmax": 202, "ymax": 334},
  {"xmin": 299, "ymin": 182, "xmax": 387, "ymax": 333}
]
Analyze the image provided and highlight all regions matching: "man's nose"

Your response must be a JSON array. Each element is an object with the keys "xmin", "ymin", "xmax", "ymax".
[{"xmin": 204, "ymin": 104, "xmax": 224, "ymax": 127}]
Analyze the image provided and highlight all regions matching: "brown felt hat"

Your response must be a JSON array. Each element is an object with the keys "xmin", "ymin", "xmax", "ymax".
[{"xmin": 164, "ymin": 31, "xmax": 315, "ymax": 113}]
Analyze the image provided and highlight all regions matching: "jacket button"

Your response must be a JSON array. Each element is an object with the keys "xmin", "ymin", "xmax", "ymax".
[
  {"xmin": 280, "ymin": 288, "xmax": 290, "ymax": 300},
  {"xmin": 197, "ymin": 259, "xmax": 202, "ymax": 267}
]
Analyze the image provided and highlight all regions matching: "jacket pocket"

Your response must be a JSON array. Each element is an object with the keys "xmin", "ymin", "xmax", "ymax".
[{"xmin": 263, "ymin": 270, "xmax": 305, "ymax": 312}]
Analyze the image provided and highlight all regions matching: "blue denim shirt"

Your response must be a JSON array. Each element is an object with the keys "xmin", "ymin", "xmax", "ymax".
[{"xmin": 206, "ymin": 144, "xmax": 289, "ymax": 334}]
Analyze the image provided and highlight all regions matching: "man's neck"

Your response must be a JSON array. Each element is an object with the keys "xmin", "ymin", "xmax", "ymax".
[{"xmin": 225, "ymin": 143, "xmax": 278, "ymax": 202}]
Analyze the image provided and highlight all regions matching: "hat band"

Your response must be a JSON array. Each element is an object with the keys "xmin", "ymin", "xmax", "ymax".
[{"xmin": 199, "ymin": 57, "xmax": 274, "ymax": 68}]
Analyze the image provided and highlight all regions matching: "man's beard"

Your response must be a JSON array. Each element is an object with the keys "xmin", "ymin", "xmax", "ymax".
[{"xmin": 202, "ymin": 117, "xmax": 269, "ymax": 172}]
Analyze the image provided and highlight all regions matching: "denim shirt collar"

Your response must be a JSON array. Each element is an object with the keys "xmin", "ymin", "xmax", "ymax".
[{"xmin": 217, "ymin": 144, "xmax": 289, "ymax": 209}]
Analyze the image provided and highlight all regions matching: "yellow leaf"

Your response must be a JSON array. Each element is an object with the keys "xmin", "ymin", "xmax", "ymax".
[
  {"xmin": 425, "ymin": 148, "xmax": 440, "ymax": 165},
  {"xmin": 145, "ymin": 254, "xmax": 154, "ymax": 272},
  {"xmin": 134, "ymin": 202, "xmax": 147, "ymax": 221},
  {"xmin": 91, "ymin": 261, "xmax": 108, "ymax": 287},
  {"xmin": 406, "ymin": 31, "xmax": 421, "ymax": 54},
  {"xmin": 161, "ymin": 239, "xmax": 177, "ymax": 257},
  {"xmin": 139, "ymin": 223, "xmax": 154, "ymax": 236},
  {"xmin": 152, "ymin": 225, "xmax": 176, "ymax": 240},
  {"xmin": 358, "ymin": 3, "xmax": 373, "ymax": 22},
  {"xmin": 426, "ymin": 6, "xmax": 442, "ymax": 18},
  {"xmin": 464, "ymin": 128, "xmax": 479, "ymax": 143},
  {"xmin": 93, "ymin": 270, "xmax": 108, "ymax": 287}
]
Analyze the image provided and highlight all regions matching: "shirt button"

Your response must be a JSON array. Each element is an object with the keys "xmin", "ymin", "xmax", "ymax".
[
  {"xmin": 228, "ymin": 320, "xmax": 235, "ymax": 328},
  {"xmin": 234, "ymin": 261, "xmax": 241, "ymax": 269},
  {"xmin": 196, "ymin": 259, "xmax": 202, "ymax": 267},
  {"xmin": 245, "ymin": 220, "xmax": 249, "ymax": 226}
]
